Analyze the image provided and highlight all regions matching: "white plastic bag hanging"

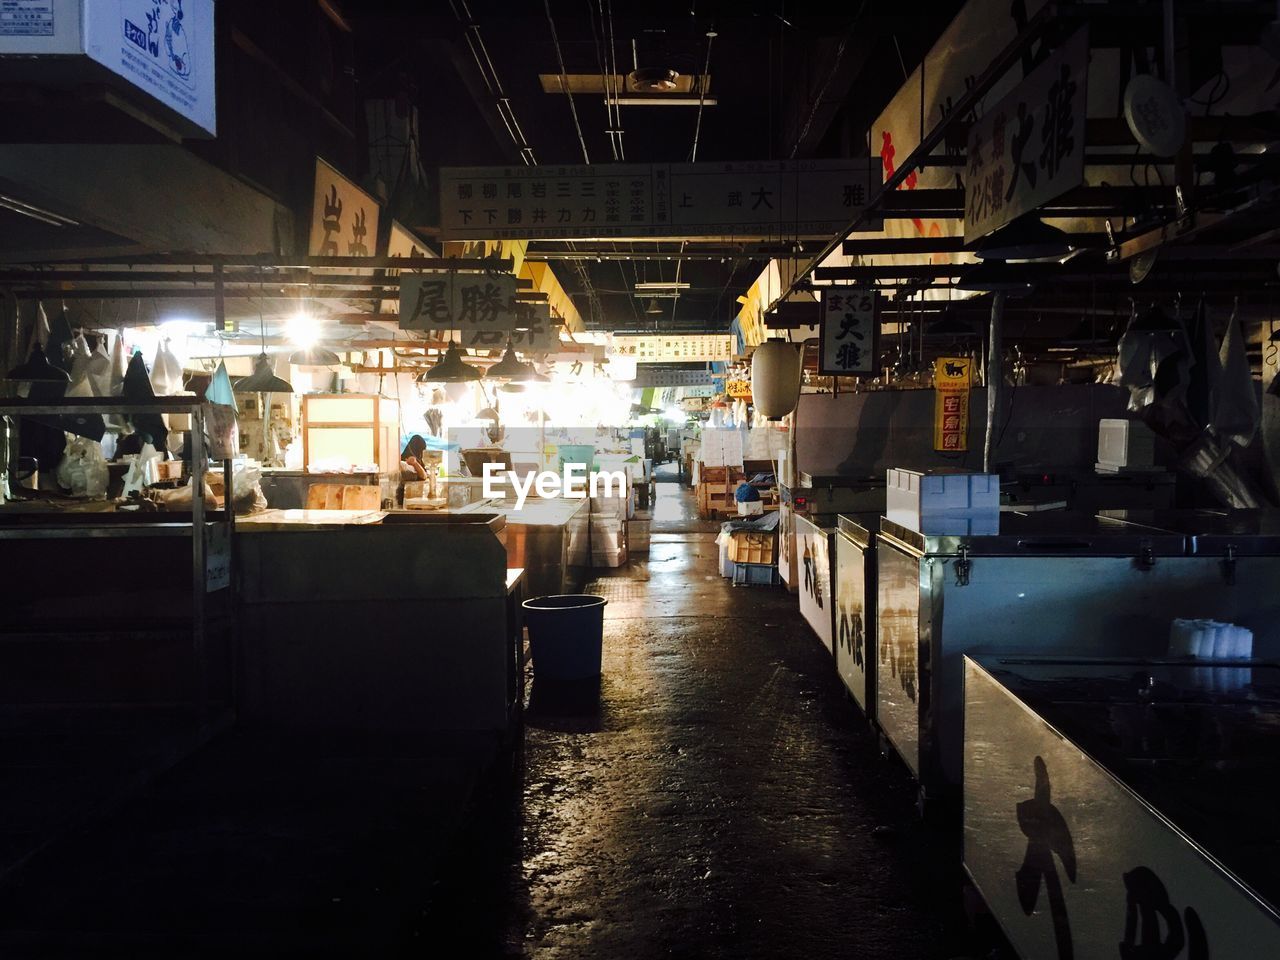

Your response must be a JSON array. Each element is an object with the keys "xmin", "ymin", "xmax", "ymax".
[
  {"xmin": 150, "ymin": 339, "xmax": 184, "ymax": 396},
  {"xmin": 86, "ymin": 339, "xmax": 112, "ymax": 397},
  {"xmin": 1215, "ymin": 301, "xmax": 1261, "ymax": 448}
]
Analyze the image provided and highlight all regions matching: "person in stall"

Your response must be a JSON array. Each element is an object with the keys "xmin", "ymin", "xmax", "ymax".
[{"xmin": 401, "ymin": 435, "xmax": 429, "ymax": 481}]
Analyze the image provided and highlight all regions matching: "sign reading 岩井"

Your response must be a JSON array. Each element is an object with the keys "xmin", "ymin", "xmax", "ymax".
[
  {"xmin": 934, "ymin": 357, "xmax": 972, "ymax": 452},
  {"xmin": 439, "ymin": 159, "xmax": 881, "ymax": 241},
  {"xmin": 310, "ymin": 158, "xmax": 381, "ymax": 259},
  {"xmin": 819, "ymin": 287, "xmax": 878, "ymax": 377},
  {"xmin": 964, "ymin": 27, "xmax": 1089, "ymax": 244}
]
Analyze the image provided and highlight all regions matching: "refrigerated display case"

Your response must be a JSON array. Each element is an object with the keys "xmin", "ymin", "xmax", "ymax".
[
  {"xmin": 965, "ymin": 656, "xmax": 1280, "ymax": 959},
  {"xmin": 871, "ymin": 511, "xmax": 1280, "ymax": 801},
  {"xmin": 834, "ymin": 514, "xmax": 877, "ymax": 719}
]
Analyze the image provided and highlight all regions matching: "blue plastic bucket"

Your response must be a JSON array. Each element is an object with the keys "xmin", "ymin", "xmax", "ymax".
[{"xmin": 522, "ymin": 594, "xmax": 607, "ymax": 680}]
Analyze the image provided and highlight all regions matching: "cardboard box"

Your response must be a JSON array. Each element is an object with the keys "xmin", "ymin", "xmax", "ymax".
[{"xmin": 728, "ymin": 530, "xmax": 775, "ymax": 566}]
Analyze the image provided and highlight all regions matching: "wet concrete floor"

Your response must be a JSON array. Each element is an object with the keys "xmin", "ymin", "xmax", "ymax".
[
  {"xmin": 0, "ymin": 479, "xmax": 988, "ymax": 957},
  {"xmin": 426, "ymin": 480, "xmax": 982, "ymax": 959}
]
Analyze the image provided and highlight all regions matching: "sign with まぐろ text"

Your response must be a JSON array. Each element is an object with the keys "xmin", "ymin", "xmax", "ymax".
[
  {"xmin": 819, "ymin": 287, "xmax": 878, "ymax": 376},
  {"xmin": 964, "ymin": 26, "xmax": 1089, "ymax": 243},
  {"xmin": 439, "ymin": 159, "xmax": 881, "ymax": 241}
]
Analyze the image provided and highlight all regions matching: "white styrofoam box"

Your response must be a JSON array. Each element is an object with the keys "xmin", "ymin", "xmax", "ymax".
[
  {"xmin": 593, "ymin": 546, "xmax": 627, "ymax": 568},
  {"xmin": 913, "ymin": 512, "xmax": 1000, "ymax": 536},
  {"xmin": 886, "ymin": 468, "xmax": 999, "ymax": 531},
  {"xmin": 1097, "ymin": 418, "xmax": 1155, "ymax": 468},
  {"xmin": 737, "ymin": 500, "xmax": 764, "ymax": 517}
]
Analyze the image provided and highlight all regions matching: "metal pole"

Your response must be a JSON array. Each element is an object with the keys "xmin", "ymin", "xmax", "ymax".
[{"xmin": 984, "ymin": 292, "xmax": 1005, "ymax": 474}]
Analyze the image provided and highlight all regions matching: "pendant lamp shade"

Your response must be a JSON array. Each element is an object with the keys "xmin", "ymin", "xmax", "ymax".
[
  {"xmin": 973, "ymin": 215, "xmax": 1073, "ymax": 262},
  {"xmin": 485, "ymin": 340, "xmax": 533, "ymax": 380},
  {"xmin": 235, "ymin": 353, "xmax": 294, "ymax": 393},
  {"xmin": 751, "ymin": 339, "xmax": 802, "ymax": 421},
  {"xmin": 288, "ymin": 345, "xmax": 341, "ymax": 367},
  {"xmin": 7, "ymin": 344, "xmax": 70, "ymax": 383},
  {"xmin": 418, "ymin": 342, "xmax": 482, "ymax": 383}
]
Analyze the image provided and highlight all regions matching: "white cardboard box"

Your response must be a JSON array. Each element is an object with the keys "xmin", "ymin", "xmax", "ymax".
[
  {"xmin": 1097, "ymin": 418, "xmax": 1155, "ymax": 469},
  {"xmin": 886, "ymin": 468, "xmax": 999, "ymax": 531}
]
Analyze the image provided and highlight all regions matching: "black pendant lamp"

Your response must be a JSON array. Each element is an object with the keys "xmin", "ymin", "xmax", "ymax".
[
  {"xmin": 7, "ymin": 344, "xmax": 70, "ymax": 382},
  {"xmin": 235, "ymin": 353, "xmax": 294, "ymax": 393},
  {"xmin": 973, "ymin": 215, "xmax": 1074, "ymax": 263},
  {"xmin": 288, "ymin": 345, "xmax": 341, "ymax": 367},
  {"xmin": 485, "ymin": 339, "xmax": 535, "ymax": 381},
  {"xmin": 418, "ymin": 342, "xmax": 482, "ymax": 383}
]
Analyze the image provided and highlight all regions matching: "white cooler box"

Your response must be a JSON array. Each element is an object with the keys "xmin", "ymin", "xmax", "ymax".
[{"xmin": 886, "ymin": 468, "xmax": 999, "ymax": 532}]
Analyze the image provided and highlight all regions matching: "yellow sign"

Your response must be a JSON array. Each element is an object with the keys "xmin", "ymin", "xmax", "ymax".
[
  {"xmin": 933, "ymin": 356, "xmax": 972, "ymax": 452},
  {"xmin": 309, "ymin": 157, "xmax": 381, "ymax": 258},
  {"xmin": 381, "ymin": 221, "xmax": 433, "ymax": 313},
  {"xmin": 726, "ymin": 378, "xmax": 752, "ymax": 400}
]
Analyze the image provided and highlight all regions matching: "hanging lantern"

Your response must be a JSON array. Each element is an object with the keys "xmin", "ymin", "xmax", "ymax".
[{"xmin": 751, "ymin": 339, "xmax": 802, "ymax": 421}]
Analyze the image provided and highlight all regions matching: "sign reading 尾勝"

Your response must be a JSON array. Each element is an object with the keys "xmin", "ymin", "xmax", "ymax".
[
  {"xmin": 964, "ymin": 26, "xmax": 1089, "ymax": 244},
  {"xmin": 83, "ymin": 0, "xmax": 216, "ymax": 136},
  {"xmin": 438, "ymin": 159, "xmax": 881, "ymax": 241},
  {"xmin": 934, "ymin": 357, "xmax": 972, "ymax": 452},
  {"xmin": 819, "ymin": 286, "xmax": 878, "ymax": 376},
  {"xmin": 398, "ymin": 271, "xmax": 520, "ymax": 332},
  {"xmin": 429, "ymin": 302, "xmax": 557, "ymax": 353}
]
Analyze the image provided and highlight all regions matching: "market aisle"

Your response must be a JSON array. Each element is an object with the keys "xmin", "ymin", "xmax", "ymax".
[{"xmin": 427, "ymin": 480, "xmax": 968, "ymax": 959}]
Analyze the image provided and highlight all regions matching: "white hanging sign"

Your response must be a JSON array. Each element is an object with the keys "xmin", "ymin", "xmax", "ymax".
[{"xmin": 819, "ymin": 286, "xmax": 878, "ymax": 376}]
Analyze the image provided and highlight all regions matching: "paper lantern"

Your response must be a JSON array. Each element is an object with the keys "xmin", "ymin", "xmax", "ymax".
[{"xmin": 751, "ymin": 339, "xmax": 802, "ymax": 421}]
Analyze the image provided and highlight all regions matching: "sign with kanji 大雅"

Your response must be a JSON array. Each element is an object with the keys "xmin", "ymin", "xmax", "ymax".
[
  {"xmin": 964, "ymin": 27, "xmax": 1089, "ymax": 244},
  {"xmin": 439, "ymin": 159, "xmax": 881, "ymax": 241},
  {"xmin": 399, "ymin": 271, "xmax": 520, "ymax": 331},
  {"xmin": 819, "ymin": 287, "xmax": 878, "ymax": 376},
  {"xmin": 933, "ymin": 356, "xmax": 972, "ymax": 452}
]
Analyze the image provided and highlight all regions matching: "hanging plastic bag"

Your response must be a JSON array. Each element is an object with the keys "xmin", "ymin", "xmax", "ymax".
[
  {"xmin": 67, "ymin": 333, "xmax": 93, "ymax": 391},
  {"xmin": 1215, "ymin": 301, "xmax": 1261, "ymax": 447},
  {"xmin": 150, "ymin": 339, "xmax": 184, "ymax": 396},
  {"xmin": 1116, "ymin": 305, "xmax": 1191, "ymax": 412},
  {"xmin": 202, "ymin": 360, "xmax": 240, "ymax": 461},
  {"xmin": 55, "ymin": 436, "xmax": 109, "ymax": 499},
  {"xmin": 86, "ymin": 339, "xmax": 112, "ymax": 397}
]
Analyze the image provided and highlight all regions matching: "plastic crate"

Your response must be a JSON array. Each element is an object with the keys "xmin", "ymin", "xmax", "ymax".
[{"xmin": 732, "ymin": 561, "xmax": 780, "ymax": 587}]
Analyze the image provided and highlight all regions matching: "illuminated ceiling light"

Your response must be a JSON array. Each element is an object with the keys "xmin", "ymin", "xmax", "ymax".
[
  {"xmin": 289, "ymin": 345, "xmax": 342, "ymax": 367},
  {"xmin": 418, "ymin": 342, "xmax": 482, "ymax": 383},
  {"xmin": 635, "ymin": 281, "xmax": 691, "ymax": 290},
  {"xmin": 286, "ymin": 312, "xmax": 320, "ymax": 348}
]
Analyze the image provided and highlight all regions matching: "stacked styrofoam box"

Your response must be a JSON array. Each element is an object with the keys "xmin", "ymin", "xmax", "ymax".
[
  {"xmin": 1096, "ymin": 418, "xmax": 1156, "ymax": 472},
  {"xmin": 885, "ymin": 468, "xmax": 1000, "ymax": 534}
]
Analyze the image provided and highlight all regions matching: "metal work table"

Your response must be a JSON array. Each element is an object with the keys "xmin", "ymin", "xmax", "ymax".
[{"xmin": 965, "ymin": 656, "xmax": 1280, "ymax": 958}]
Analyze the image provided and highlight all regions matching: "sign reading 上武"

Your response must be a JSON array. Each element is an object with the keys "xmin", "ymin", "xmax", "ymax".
[
  {"xmin": 399, "ymin": 271, "xmax": 520, "ymax": 332},
  {"xmin": 819, "ymin": 286, "xmax": 878, "ymax": 376},
  {"xmin": 613, "ymin": 334, "xmax": 735, "ymax": 364},
  {"xmin": 438, "ymin": 159, "xmax": 881, "ymax": 241},
  {"xmin": 310, "ymin": 158, "xmax": 381, "ymax": 259},
  {"xmin": 963, "ymin": 26, "xmax": 1089, "ymax": 244},
  {"xmin": 429, "ymin": 302, "xmax": 557, "ymax": 353},
  {"xmin": 933, "ymin": 357, "xmax": 972, "ymax": 452}
]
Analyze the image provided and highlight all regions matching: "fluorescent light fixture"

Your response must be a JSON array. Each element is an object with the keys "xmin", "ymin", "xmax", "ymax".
[
  {"xmin": 0, "ymin": 193, "xmax": 79, "ymax": 227},
  {"xmin": 635, "ymin": 282, "xmax": 692, "ymax": 291},
  {"xmin": 613, "ymin": 96, "xmax": 718, "ymax": 107}
]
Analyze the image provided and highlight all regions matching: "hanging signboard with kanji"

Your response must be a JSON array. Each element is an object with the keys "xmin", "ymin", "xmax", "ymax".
[
  {"xmin": 398, "ymin": 271, "xmax": 520, "ymax": 331},
  {"xmin": 631, "ymin": 368, "xmax": 718, "ymax": 388},
  {"xmin": 439, "ymin": 159, "xmax": 881, "ymax": 241},
  {"xmin": 309, "ymin": 158, "xmax": 381, "ymax": 258},
  {"xmin": 429, "ymin": 302, "xmax": 557, "ymax": 353},
  {"xmin": 933, "ymin": 356, "xmax": 972, "ymax": 452},
  {"xmin": 818, "ymin": 286, "xmax": 878, "ymax": 376},
  {"xmin": 964, "ymin": 26, "xmax": 1089, "ymax": 244},
  {"xmin": 613, "ymin": 334, "xmax": 735, "ymax": 364}
]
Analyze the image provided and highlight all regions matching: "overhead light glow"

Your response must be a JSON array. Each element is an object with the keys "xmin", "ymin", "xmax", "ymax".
[{"xmin": 287, "ymin": 312, "xmax": 320, "ymax": 348}]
